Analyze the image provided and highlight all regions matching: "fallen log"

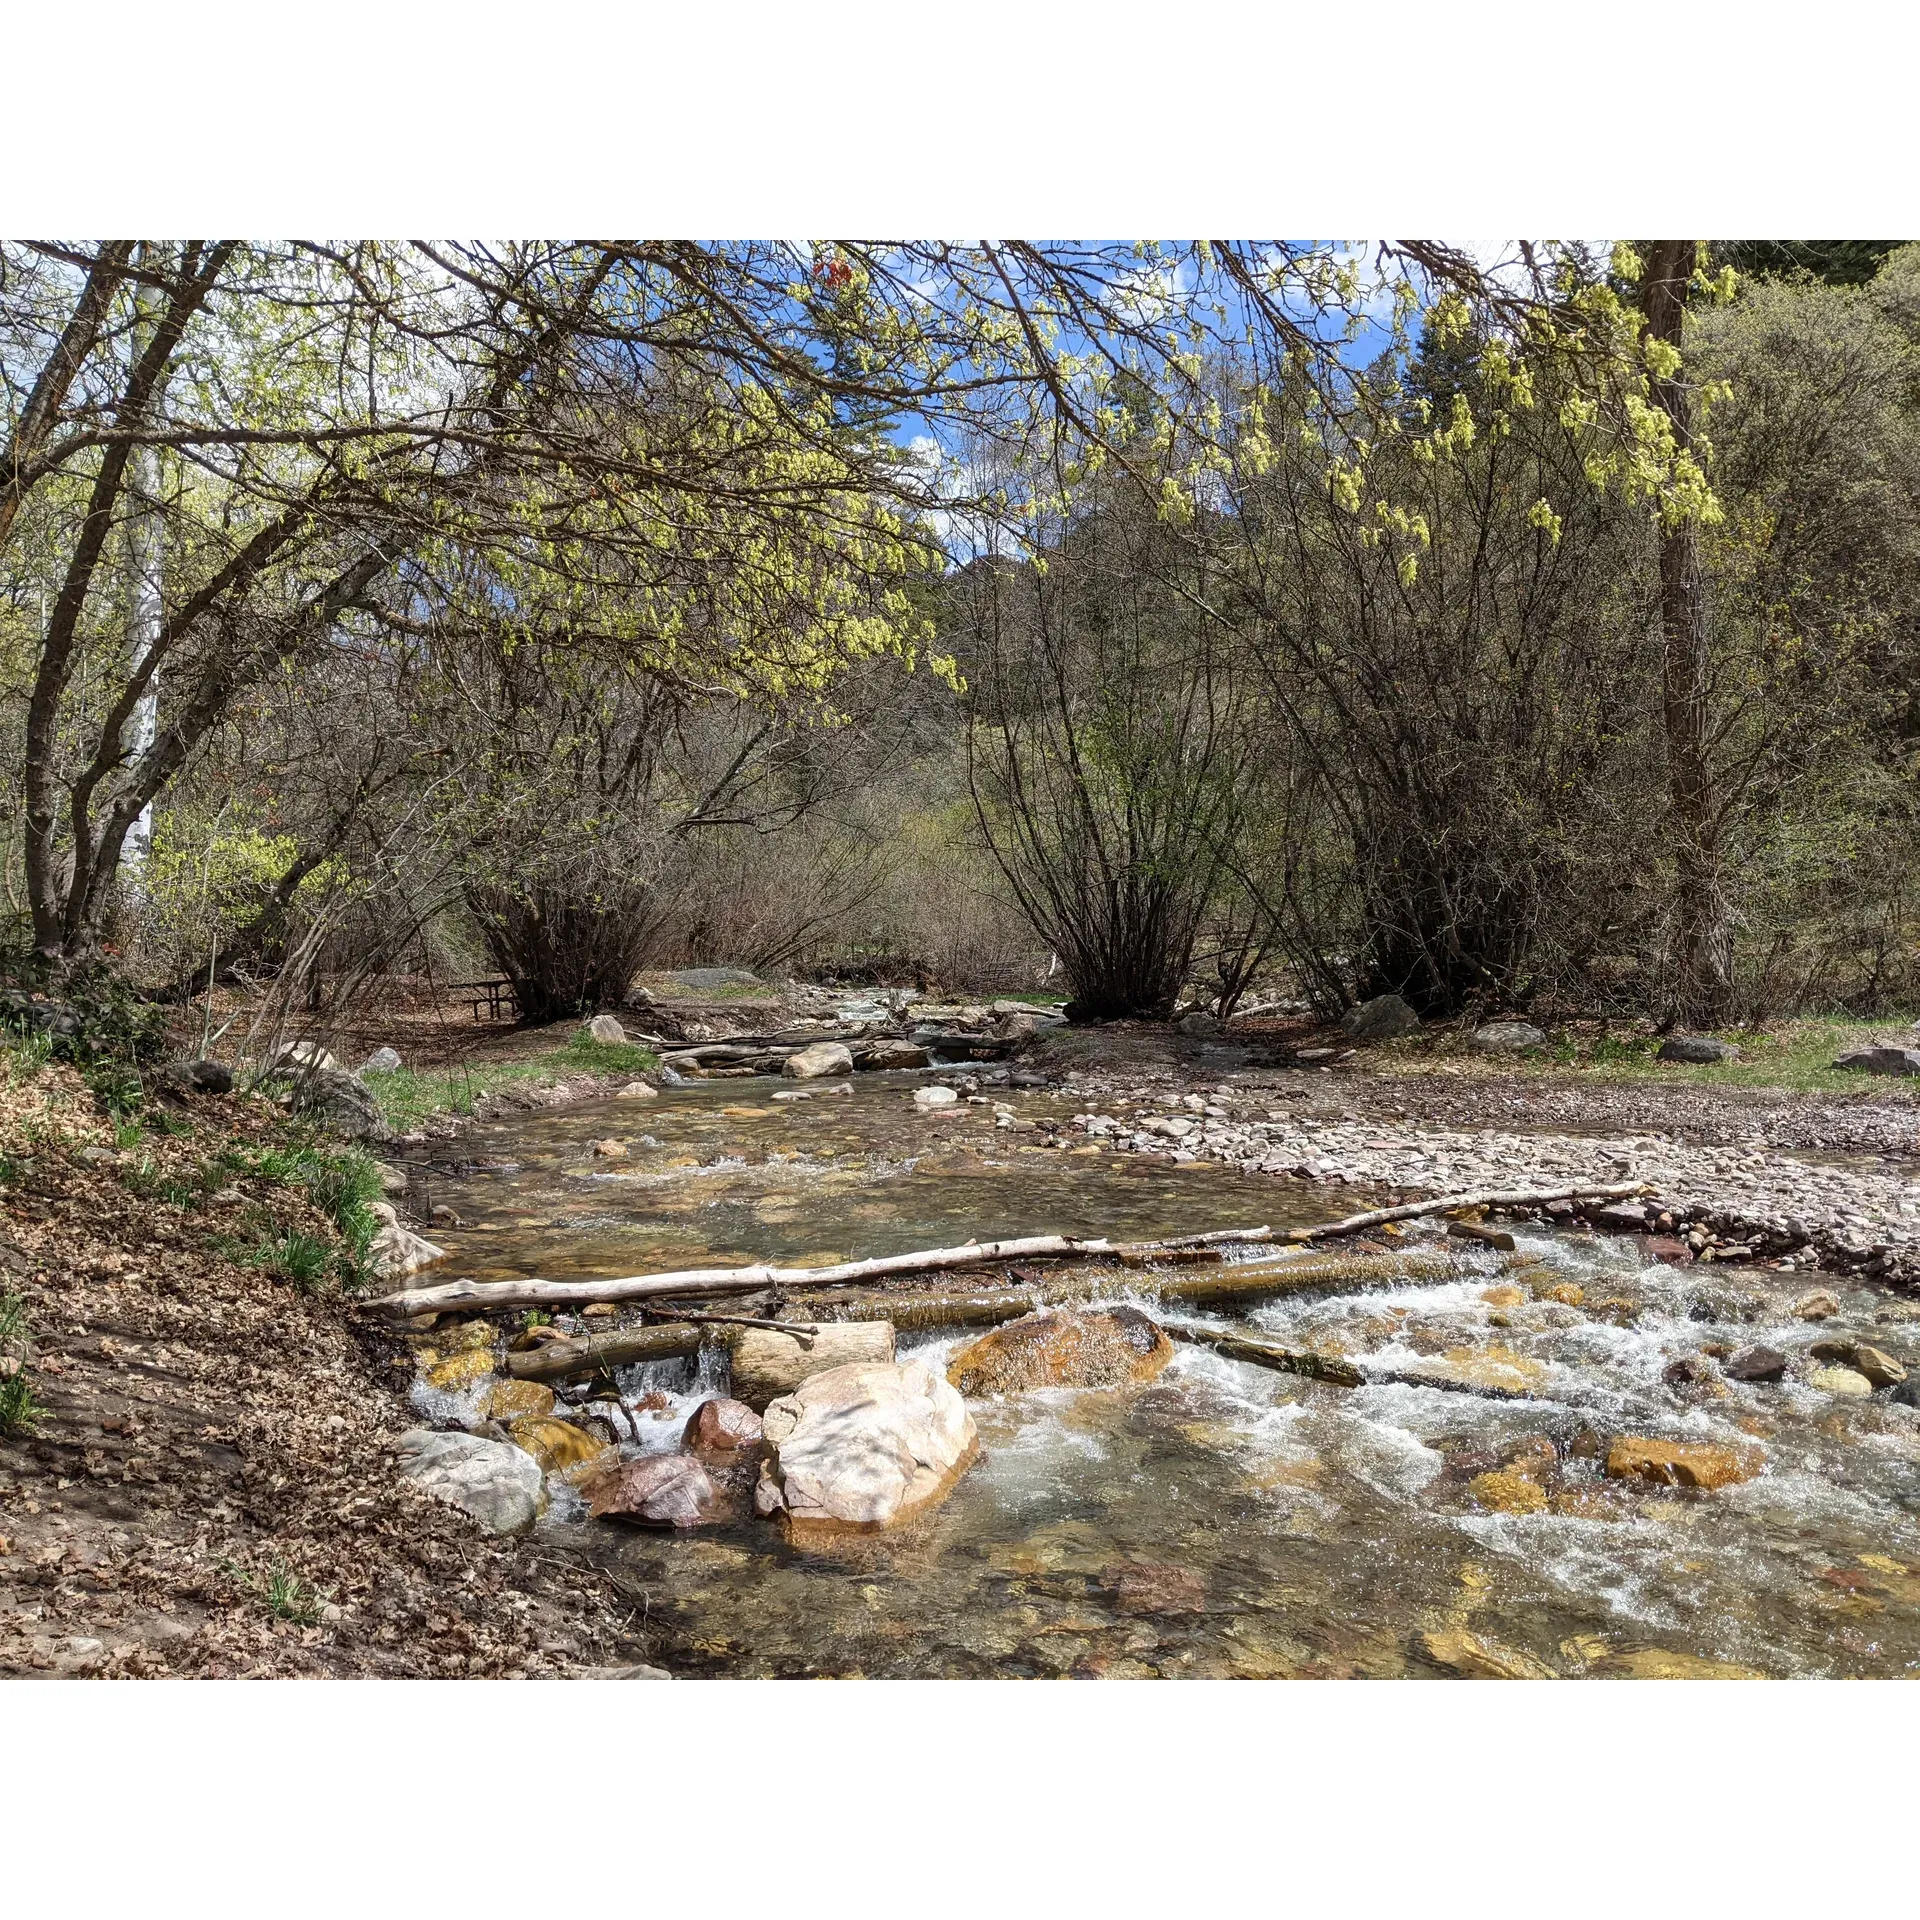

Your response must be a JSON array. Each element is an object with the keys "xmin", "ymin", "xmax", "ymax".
[
  {"xmin": 371, "ymin": 1224, "xmax": 1286, "ymax": 1320},
  {"xmin": 1285, "ymin": 1181, "xmax": 1649, "ymax": 1243},
  {"xmin": 505, "ymin": 1323, "xmax": 703, "ymax": 1383}
]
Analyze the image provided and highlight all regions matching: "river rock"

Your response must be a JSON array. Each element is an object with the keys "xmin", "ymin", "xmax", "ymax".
[
  {"xmin": 1418, "ymin": 1629, "xmax": 1554, "ymax": 1679},
  {"xmin": 586, "ymin": 1452, "xmax": 716, "ymax": 1527},
  {"xmin": 1851, "ymin": 1344, "xmax": 1907, "ymax": 1389},
  {"xmin": 590, "ymin": 1137, "xmax": 627, "ymax": 1158},
  {"xmin": 394, "ymin": 1429, "xmax": 544, "ymax": 1534},
  {"xmin": 914, "ymin": 1084, "xmax": 959, "ymax": 1110},
  {"xmin": 507, "ymin": 1416, "xmax": 612, "ymax": 1476},
  {"xmin": 1723, "ymin": 1345, "xmax": 1788, "ymax": 1383},
  {"xmin": 424, "ymin": 1346, "xmax": 496, "ymax": 1392},
  {"xmin": 1833, "ymin": 1046, "xmax": 1920, "ymax": 1078},
  {"xmin": 583, "ymin": 1014, "xmax": 627, "ymax": 1045},
  {"xmin": 783, "ymin": 1041, "xmax": 853, "ymax": 1080},
  {"xmin": 359, "ymin": 1046, "xmax": 403, "ymax": 1074},
  {"xmin": 1466, "ymin": 1469, "xmax": 1548, "ymax": 1514},
  {"xmin": 1657, "ymin": 1035, "xmax": 1741, "ymax": 1064},
  {"xmin": 1809, "ymin": 1366, "xmax": 1874, "ymax": 1398},
  {"xmin": 290, "ymin": 1065, "xmax": 388, "ymax": 1140},
  {"xmin": 1588, "ymin": 1201, "xmax": 1649, "ymax": 1232},
  {"xmin": 683, "ymin": 1396, "xmax": 764, "ymax": 1453},
  {"xmin": 1340, "ymin": 993, "xmax": 1420, "ymax": 1042},
  {"xmin": 1471, "ymin": 1021, "xmax": 1545, "ymax": 1054},
  {"xmin": 479, "ymin": 1379, "xmax": 556, "ymax": 1421},
  {"xmin": 728, "ymin": 1320, "xmax": 896, "ymax": 1410},
  {"xmin": 1793, "ymin": 1290, "xmax": 1841, "ymax": 1321},
  {"xmin": 1452, "ymin": 1222, "xmax": 1518, "ymax": 1252},
  {"xmin": 1605, "ymin": 1436, "xmax": 1765, "ymax": 1489},
  {"xmin": 367, "ymin": 1204, "xmax": 447, "ymax": 1279},
  {"xmin": 758, "ymin": 1359, "xmax": 977, "ymax": 1531},
  {"xmin": 946, "ymin": 1305, "xmax": 1175, "ymax": 1396},
  {"xmin": 616, "ymin": 1081, "xmax": 658, "ymax": 1099}
]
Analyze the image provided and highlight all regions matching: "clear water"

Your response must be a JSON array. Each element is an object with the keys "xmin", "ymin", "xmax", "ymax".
[{"xmin": 419, "ymin": 1076, "xmax": 1920, "ymax": 1677}]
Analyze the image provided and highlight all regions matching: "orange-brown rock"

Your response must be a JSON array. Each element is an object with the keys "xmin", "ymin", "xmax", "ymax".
[
  {"xmin": 479, "ymin": 1378, "xmax": 556, "ymax": 1421},
  {"xmin": 1604, "ymin": 1436, "xmax": 1765, "ymax": 1490},
  {"xmin": 1467, "ymin": 1470, "xmax": 1548, "ymax": 1515},
  {"xmin": 506, "ymin": 1415, "xmax": 609, "ymax": 1476},
  {"xmin": 946, "ymin": 1305, "xmax": 1174, "ymax": 1397}
]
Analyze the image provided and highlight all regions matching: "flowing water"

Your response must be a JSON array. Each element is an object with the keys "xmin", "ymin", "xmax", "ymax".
[{"xmin": 415, "ymin": 1075, "xmax": 1920, "ymax": 1677}]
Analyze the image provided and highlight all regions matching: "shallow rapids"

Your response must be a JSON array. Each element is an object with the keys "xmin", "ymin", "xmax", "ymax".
[{"xmin": 411, "ymin": 1075, "xmax": 1920, "ymax": 1677}]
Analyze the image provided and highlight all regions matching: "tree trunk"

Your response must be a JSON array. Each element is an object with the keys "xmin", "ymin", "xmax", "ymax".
[{"xmin": 1640, "ymin": 240, "xmax": 1734, "ymax": 1026}]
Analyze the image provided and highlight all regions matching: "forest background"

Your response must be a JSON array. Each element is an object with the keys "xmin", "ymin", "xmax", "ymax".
[{"xmin": 2, "ymin": 237, "xmax": 1915, "ymax": 1056}]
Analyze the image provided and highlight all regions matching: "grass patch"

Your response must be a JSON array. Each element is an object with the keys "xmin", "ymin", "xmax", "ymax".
[
  {"xmin": 219, "ymin": 1138, "xmax": 384, "ymax": 1286},
  {"xmin": 363, "ymin": 1034, "xmax": 659, "ymax": 1129},
  {"xmin": 1412, "ymin": 1016, "xmax": 1920, "ymax": 1096},
  {"xmin": 248, "ymin": 1227, "xmax": 333, "ymax": 1291},
  {"xmin": 223, "ymin": 1557, "xmax": 335, "ymax": 1626},
  {"xmin": 558, "ymin": 1032, "xmax": 658, "ymax": 1076},
  {"xmin": 121, "ymin": 1153, "xmax": 201, "ymax": 1209},
  {"xmin": 0, "ymin": 1289, "xmax": 40, "ymax": 1437}
]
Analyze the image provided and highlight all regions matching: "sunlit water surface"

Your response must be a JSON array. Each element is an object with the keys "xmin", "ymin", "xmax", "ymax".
[{"xmin": 417, "ymin": 1076, "xmax": 1920, "ymax": 1677}]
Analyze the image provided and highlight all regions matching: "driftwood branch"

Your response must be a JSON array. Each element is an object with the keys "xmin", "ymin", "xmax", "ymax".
[
  {"xmin": 1284, "ymin": 1181, "xmax": 1648, "ymax": 1243},
  {"xmin": 501, "ymin": 1250, "xmax": 1466, "ymax": 1384},
  {"xmin": 371, "ymin": 1225, "xmax": 1285, "ymax": 1320}
]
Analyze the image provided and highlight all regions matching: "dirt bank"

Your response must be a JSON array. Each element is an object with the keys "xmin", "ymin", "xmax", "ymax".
[{"xmin": 0, "ymin": 1063, "xmax": 647, "ymax": 1678}]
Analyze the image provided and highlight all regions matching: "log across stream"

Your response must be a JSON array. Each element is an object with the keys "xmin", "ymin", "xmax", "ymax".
[{"xmin": 394, "ymin": 1076, "xmax": 1920, "ymax": 1679}]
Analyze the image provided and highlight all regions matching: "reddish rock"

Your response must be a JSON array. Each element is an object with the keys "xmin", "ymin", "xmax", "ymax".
[
  {"xmin": 1723, "ymin": 1345, "xmax": 1788, "ymax": 1383},
  {"xmin": 1110, "ymin": 1561, "xmax": 1208, "ymax": 1615},
  {"xmin": 1663, "ymin": 1355, "xmax": 1718, "ymax": 1389},
  {"xmin": 1644, "ymin": 1236, "xmax": 1693, "ymax": 1265},
  {"xmin": 586, "ymin": 1452, "xmax": 716, "ymax": 1527},
  {"xmin": 683, "ymin": 1396, "xmax": 764, "ymax": 1453}
]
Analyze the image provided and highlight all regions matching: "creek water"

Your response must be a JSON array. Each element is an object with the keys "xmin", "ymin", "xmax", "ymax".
[{"xmin": 415, "ymin": 1075, "xmax": 1920, "ymax": 1677}]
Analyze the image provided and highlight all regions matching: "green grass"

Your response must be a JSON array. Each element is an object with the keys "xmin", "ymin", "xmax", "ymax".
[
  {"xmin": 218, "ymin": 1138, "xmax": 384, "ymax": 1286},
  {"xmin": 121, "ymin": 1153, "xmax": 201, "ymax": 1209},
  {"xmin": 1410, "ymin": 1015, "xmax": 1920, "ymax": 1096},
  {"xmin": 248, "ymin": 1227, "xmax": 333, "ymax": 1291},
  {"xmin": 362, "ymin": 1033, "xmax": 658, "ymax": 1129},
  {"xmin": 0, "ymin": 1289, "xmax": 40, "ymax": 1438},
  {"xmin": 223, "ymin": 1557, "xmax": 334, "ymax": 1626}
]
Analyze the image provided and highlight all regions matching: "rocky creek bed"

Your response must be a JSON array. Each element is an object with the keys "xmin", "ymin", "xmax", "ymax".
[
  {"xmin": 10, "ymin": 1030, "xmax": 1920, "ymax": 1679},
  {"xmin": 374, "ymin": 1071, "xmax": 1920, "ymax": 1677}
]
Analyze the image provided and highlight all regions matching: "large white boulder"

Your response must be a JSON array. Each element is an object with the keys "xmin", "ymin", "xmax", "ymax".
[
  {"xmin": 758, "ymin": 1360, "xmax": 977, "ymax": 1531},
  {"xmin": 365, "ymin": 1202, "xmax": 446, "ymax": 1279},
  {"xmin": 584, "ymin": 1014, "xmax": 627, "ymax": 1045},
  {"xmin": 782, "ymin": 1041, "xmax": 853, "ymax": 1080},
  {"xmin": 394, "ymin": 1428, "xmax": 544, "ymax": 1534}
]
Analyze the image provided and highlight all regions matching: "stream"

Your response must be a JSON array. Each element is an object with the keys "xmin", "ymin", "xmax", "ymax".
[{"xmin": 409, "ymin": 1075, "xmax": 1920, "ymax": 1677}]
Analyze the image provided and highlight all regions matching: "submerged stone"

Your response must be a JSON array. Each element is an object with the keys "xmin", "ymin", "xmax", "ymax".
[
  {"xmin": 1467, "ymin": 1470, "xmax": 1549, "ymax": 1515},
  {"xmin": 946, "ymin": 1305, "xmax": 1175, "ymax": 1397},
  {"xmin": 1604, "ymin": 1436, "xmax": 1765, "ymax": 1490},
  {"xmin": 507, "ymin": 1415, "xmax": 610, "ymax": 1476},
  {"xmin": 1418, "ymin": 1629, "xmax": 1554, "ymax": 1679}
]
